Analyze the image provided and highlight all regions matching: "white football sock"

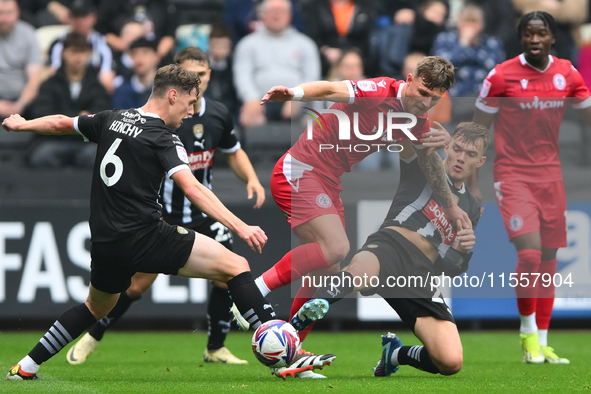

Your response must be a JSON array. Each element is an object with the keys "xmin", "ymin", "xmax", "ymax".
[
  {"xmin": 390, "ymin": 347, "xmax": 401, "ymax": 367},
  {"xmin": 18, "ymin": 355, "xmax": 40, "ymax": 374},
  {"xmin": 538, "ymin": 329, "xmax": 548, "ymax": 347},
  {"xmin": 255, "ymin": 276, "xmax": 271, "ymax": 297},
  {"xmin": 520, "ymin": 313, "xmax": 537, "ymax": 334}
]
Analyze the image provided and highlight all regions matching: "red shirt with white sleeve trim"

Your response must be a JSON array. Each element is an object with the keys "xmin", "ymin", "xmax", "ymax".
[
  {"xmin": 476, "ymin": 54, "xmax": 591, "ymax": 182},
  {"xmin": 290, "ymin": 77, "xmax": 431, "ymax": 186}
]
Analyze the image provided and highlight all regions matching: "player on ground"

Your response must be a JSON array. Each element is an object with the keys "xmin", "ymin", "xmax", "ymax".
[
  {"xmin": 303, "ymin": 123, "xmax": 487, "ymax": 377},
  {"xmin": 3, "ymin": 64, "xmax": 331, "ymax": 380},
  {"xmin": 65, "ymin": 47, "xmax": 265, "ymax": 366},
  {"xmin": 247, "ymin": 56, "xmax": 466, "ymax": 337},
  {"xmin": 471, "ymin": 11, "xmax": 591, "ymax": 364}
]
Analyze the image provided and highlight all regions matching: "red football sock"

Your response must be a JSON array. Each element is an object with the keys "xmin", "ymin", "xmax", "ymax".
[
  {"xmin": 290, "ymin": 284, "xmax": 318, "ymax": 343},
  {"xmin": 515, "ymin": 249, "xmax": 542, "ymax": 316},
  {"xmin": 536, "ymin": 258, "xmax": 557, "ymax": 330},
  {"xmin": 261, "ymin": 243, "xmax": 329, "ymax": 291}
]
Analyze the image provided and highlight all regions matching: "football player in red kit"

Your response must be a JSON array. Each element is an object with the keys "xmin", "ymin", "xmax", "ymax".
[{"xmin": 471, "ymin": 11, "xmax": 591, "ymax": 364}]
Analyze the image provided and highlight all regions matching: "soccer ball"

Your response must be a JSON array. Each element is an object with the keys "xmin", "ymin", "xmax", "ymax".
[{"xmin": 251, "ymin": 319, "xmax": 301, "ymax": 368}]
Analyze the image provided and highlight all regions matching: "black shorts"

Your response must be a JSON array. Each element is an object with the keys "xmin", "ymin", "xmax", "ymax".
[
  {"xmin": 383, "ymin": 297, "xmax": 455, "ymax": 333},
  {"xmin": 358, "ymin": 227, "xmax": 455, "ymax": 330},
  {"xmin": 189, "ymin": 217, "xmax": 234, "ymax": 251},
  {"xmin": 90, "ymin": 220, "xmax": 195, "ymax": 294}
]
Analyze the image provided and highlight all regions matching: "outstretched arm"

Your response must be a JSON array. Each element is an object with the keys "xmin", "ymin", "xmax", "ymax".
[
  {"xmin": 172, "ymin": 169, "xmax": 267, "ymax": 253},
  {"xmin": 225, "ymin": 148, "xmax": 266, "ymax": 208},
  {"xmin": 2, "ymin": 114, "xmax": 77, "ymax": 135},
  {"xmin": 260, "ymin": 81, "xmax": 351, "ymax": 104}
]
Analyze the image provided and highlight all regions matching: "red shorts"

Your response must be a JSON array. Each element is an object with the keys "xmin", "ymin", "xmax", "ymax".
[
  {"xmin": 271, "ymin": 152, "xmax": 345, "ymax": 233},
  {"xmin": 494, "ymin": 179, "xmax": 567, "ymax": 249}
]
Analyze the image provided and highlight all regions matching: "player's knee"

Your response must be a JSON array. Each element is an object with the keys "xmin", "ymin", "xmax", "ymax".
[
  {"xmin": 224, "ymin": 254, "xmax": 250, "ymax": 278},
  {"xmin": 323, "ymin": 239, "xmax": 350, "ymax": 265},
  {"xmin": 436, "ymin": 354, "xmax": 463, "ymax": 375}
]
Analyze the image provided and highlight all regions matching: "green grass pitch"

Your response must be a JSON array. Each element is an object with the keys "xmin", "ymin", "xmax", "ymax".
[{"xmin": 1, "ymin": 330, "xmax": 590, "ymax": 393}]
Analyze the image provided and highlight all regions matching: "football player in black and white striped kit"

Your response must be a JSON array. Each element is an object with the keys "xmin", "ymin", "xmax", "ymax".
[
  {"xmin": 310, "ymin": 122, "xmax": 488, "ymax": 378},
  {"xmin": 3, "ymin": 63, "xmax": 283, "ymax": 380},
  {"xmin": 65, "ymin": 47, "xmax": 266, "ymax": 366}
]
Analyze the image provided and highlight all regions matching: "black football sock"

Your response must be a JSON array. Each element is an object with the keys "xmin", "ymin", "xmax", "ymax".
[
  {"xmin": 88, "ymin": 292, "xmax": 140, "ymax": 341},
  {"xmin": 28, "ymin": 304, "xmax": 97, "ymax": 364},
  {"xmin": 312, "ymin": 271, "xmax": 355, "ymax": 304},
  {"xmin": 227, "ymin": 271, "xmax": 276, "ymax": 330},
  {"xmin": 396, "ymin": 345, "xmax": 440, "ymax": 374},
  {"xmin": 206, "ymin": 284, "xmax": 233, "ymax": 351}
]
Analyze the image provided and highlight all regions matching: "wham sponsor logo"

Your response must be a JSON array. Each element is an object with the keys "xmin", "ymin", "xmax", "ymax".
[
  {"xmin": 188, "ymin": 149, "xmax": 215, "ymax": 170},
  {"xmin": 519, "ymin": 96, "xmax": 565, "ymax": 110},
  {"xmin": 423, "ymin": 200, "xmax": 455, "ymax": 244}
]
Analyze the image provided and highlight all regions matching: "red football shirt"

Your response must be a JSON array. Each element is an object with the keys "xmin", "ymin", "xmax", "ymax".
[
  {"xmin": 476, "ymin": 54, "xmax": 591, "ymax": 182},
  {"xmin": 291, "ymin": 77, "xmax": 431, "ymax": 186}
]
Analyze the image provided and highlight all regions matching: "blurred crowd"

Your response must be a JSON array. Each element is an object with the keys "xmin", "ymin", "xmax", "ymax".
[{"xmin": 2, "ymin": 0, "xmax": 591, "ymax": 168}]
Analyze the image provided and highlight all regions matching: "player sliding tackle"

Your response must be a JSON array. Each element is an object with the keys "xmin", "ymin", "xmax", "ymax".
[
  {"xmin": 294, "ymin": 123, "xmax": 488, "ymax": 377},
  {"xmin": 3, "ymin": 64, "xmax": 332, "ymax": 381}
]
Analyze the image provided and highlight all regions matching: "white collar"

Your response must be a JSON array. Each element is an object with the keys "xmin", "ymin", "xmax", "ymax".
[
  {"xmin": 519, "ymin": 53, "xmax": 554, "ymax": 73},
  {"xmin": 137, "ymin": 108, "xmax": 161, "ymax": 119}
]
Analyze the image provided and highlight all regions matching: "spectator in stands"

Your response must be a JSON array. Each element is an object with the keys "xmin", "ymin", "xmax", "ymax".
[
  {"xmin": 223, "ymin": 0, "xmax": 304, "ymax": 46},
  {"xmin": 48, "ymin": 0, "xmax": 115, "ymax": 93},
  {"xmin": 206, "ymin": 24, "xmax": 239, "ymax": 119},
  {"xmin": 27, "ymin": 32, "xmax": 111, "ymax": 168},
  {"xmin": 233, "ymin": 0, "xmax": 320, "ymax": 128},
  {"xmin": 95, "ymin": 0, "xmax": 177, "ymax": 65},
  {"xmin": 433, "ymin": 4, "xmax": 505, "ymax": 98},
  {"xmin": 370, "ymin": 0, "xmax": 448, "ymax": 79},
  {"xmin": 0, "ymin": 0, "xmax": 42, "ymax": 119},
  {"xmin": 327, "ymin": 47, "xmax": 365, "ymax": 82},
  {"xmin": 112, "ymin": 38, "xmax": 159, "ymax": 110},
  {"xmin": 445, "ymin": 0, "xmax": 516, "ymax": 59},
  {"xmin": 18, "ymin": 0, "xmax": 99, "ymax": 27},
  {"xmin": 112, "ymin": 20, "xmax": 146, "ymax": 81},
  {"xmin": 301, "ymin": 0, "xmax": 375, "ymax": 77}
]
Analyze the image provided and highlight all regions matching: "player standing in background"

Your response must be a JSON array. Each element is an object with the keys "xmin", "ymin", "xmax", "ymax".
[
  {"xmin": 238, "ymin": 57, "xmax": 465, "ymax": 352},
  {"xmin": 66, "ymin": 47, "xmax": 265, "ymax": 366},
  {"xmin": 471, "ymin": 11, "xmax": 591, "ymax": 364},
  {"xmin": 3, "ymin": 64, "xmax": 278, "ymax": 380}
]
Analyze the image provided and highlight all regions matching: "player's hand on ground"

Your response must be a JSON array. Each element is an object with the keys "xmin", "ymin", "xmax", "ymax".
[
  {"xmin": 2, "ymin": 113, "xmax": 26, "ymax": 132},
  {"xmin": 454, "ymin": 219, "xmax": 475, "ymax": 252},
  {"xmin": 260, "ymin": 86, "xmax": 294, "ymax": 104},
  {"xmin": 247, "ymin": 181, "xmax": 265, "ymax": 209},
  {"xmin": 420, "ymin": 121, "xmax": 451, "ymax": 156},
  {"xmin": 236, "ymin": 225, "xmax": 267, "ymax": 253},
  {"xmin": 443, "ymin": 204, "xmax": 472, "ymax": 231}
]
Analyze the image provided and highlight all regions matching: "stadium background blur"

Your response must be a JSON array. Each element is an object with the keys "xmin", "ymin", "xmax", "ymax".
[{"xmin": 1, "ymin": 0, "xmax": 591, "ymax": 333}]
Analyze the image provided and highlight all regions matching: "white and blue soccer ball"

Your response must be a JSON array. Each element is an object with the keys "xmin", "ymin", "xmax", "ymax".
[{"xmin": 251, "ymin": 319, "xmax": 301, "ymax": 368}]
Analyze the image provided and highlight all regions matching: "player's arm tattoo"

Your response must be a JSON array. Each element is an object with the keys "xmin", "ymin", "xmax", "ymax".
[{"xmin": 415, "ymin": 148, "xmax": 453, "ymax": 208}]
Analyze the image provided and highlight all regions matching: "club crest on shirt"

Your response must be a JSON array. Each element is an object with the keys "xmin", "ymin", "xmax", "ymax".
[
  {"xmin": 316, "ymin": 193, "xmax": 332, "ymax": 208},
  {"xmin": 509, "ymin": 215, "xmax": 523, "ymax": 231},
  {"xmin": 177, "ymin": 226, "xmax": 189, "ymax": 235},
  {"xmin": 357, "ymin": 80, "xmax": 377, "ymax": 92},
  {"xmin": 479, "ymin": 79, "xmax": 491, "ymax": 98},
  {"xmin": 193, "ymin": 124, "xmax": 204, "ymax": 139},
  {"xmin": 553, "ymin": 74, "xmax": 566, "ymax": 91}
]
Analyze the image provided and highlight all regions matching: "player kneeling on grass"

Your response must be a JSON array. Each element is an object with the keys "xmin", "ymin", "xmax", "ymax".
[
  {"xmin": 299, "ymin": 123, "xmax": 488, "ymax": 376},
  {"xmin": 2, "ymin": 64, "xmax": 333, "ymax": 381}
]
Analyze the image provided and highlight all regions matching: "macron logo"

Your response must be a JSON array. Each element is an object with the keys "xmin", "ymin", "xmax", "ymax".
[
  {"xmin": 520, "ymin": 79, "xmax": 528, "ymax": 89},
  {"xmin": 520, "ymin": 96, "xmax": 564, "ymax": 110}
]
